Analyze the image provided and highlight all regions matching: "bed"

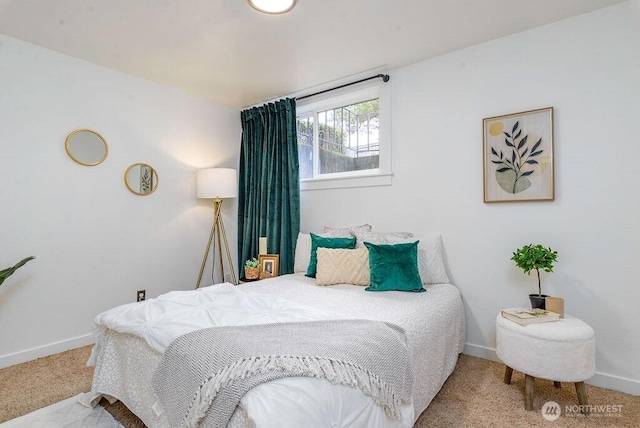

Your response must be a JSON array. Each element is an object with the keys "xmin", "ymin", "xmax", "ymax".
[{"xmin": 87, "ymin": 233, "xmax": 466, "ymax": 427}]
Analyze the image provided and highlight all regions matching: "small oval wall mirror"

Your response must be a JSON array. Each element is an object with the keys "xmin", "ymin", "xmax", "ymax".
[
  {"xmin": 65, "ymin": 129, "xmax": 108, "ymax": 166},
  {"xmin": 124, "ymin": 163, "xmax": 159, "ymax": 196}
]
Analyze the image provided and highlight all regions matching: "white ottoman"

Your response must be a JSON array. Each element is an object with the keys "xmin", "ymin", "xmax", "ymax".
[{"xmin": 496, "ymin": 311, "xmax": 595, "ymax": 411}]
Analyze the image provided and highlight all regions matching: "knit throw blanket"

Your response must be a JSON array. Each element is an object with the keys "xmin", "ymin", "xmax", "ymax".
[{"xmin": 151, "ymin": 319, "xmax": 413, "ymax": 428}]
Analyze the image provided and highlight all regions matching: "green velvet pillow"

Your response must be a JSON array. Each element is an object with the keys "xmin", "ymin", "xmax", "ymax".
[
  {"xmin": 364, "ymin": 241, "xmax": 425, "ymax": 292},
  {"xmin": 306, "ymin": 233, "xmax": 356, "ymax": 278}
]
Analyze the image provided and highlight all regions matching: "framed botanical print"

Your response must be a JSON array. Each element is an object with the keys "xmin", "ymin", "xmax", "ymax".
[{"xmin": 483, "ymin": 107, "xmax": 554, "ymax": 202}]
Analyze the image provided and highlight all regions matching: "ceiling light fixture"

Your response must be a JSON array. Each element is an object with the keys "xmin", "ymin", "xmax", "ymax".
[{"xmin": 248, "ymin": 0, "xmax": 297, "ymax": 14}]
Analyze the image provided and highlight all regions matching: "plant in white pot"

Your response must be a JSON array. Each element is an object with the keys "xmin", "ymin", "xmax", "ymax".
[
  {"xmin": 0, "ymin": 256, "xmax": 35, "ymax": 287},
  {"xmin": 511, "ymin": 244, "xmax": 558, "ymax": 309}
]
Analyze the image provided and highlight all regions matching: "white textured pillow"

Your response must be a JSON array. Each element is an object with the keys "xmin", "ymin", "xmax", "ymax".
[
  {"xmin": 315, "ymin": 247, "xmax": 370, "ymax": 286},
  {"xmin": 417, "ymin": 234, "xmax": 450, "ymax": 284},
  {"xmin": 323, "ymin": 224, "xmax": 372, "ymax": 238},
  {"xmin": 294, "ymin": 233, "xmax": 312, "ymax": 273},
  {"xmin": 354, "ymin": 231, "xmax": 414, "ymax": 248}
]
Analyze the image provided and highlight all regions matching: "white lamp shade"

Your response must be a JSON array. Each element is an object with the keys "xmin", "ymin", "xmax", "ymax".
[
  {"xmin": 196, "ymin": 168, "xmax": 238, "ymax": 199},
  {"xmin": 248, "ymin": 0, "xmax": 296, "ymax": 14}
]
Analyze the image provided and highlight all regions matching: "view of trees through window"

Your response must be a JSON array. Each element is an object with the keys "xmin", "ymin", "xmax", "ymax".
[{"xmin": 297, "ymin": 98, "xmax": 380, "ymax": 179}]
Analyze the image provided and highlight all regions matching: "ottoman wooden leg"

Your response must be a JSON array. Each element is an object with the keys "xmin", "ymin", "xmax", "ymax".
[
  {"xmin": 504, "ymin": 366, "xmax": 513, "ymax": 384},
  {"xmin": 525, "ymin": 375, "xmax": 535, "ymax": 411},
  {"xmin": 553, "ymin": 381, "xmax": 561, "ymax": 388},
  {"xmin": 575, "ymin": 381, "xmax": 589, "ymax": 414}
]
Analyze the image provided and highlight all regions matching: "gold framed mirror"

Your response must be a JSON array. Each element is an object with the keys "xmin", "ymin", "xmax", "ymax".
[
  {"xmin": 124, "ymin": 163, "xmax": 159, "ymax": 196},
  {"xmin": 65, "ymin": 129, "xmax": 108, "ymax": 166}
]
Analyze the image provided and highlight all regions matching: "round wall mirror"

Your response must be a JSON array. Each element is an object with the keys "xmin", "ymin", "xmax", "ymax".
[
  {"xmin": 124, "ymin": 163, "xmax": 159, "ymax": 196},
  {"xmin": 65, "ymin": 129, "xmax": 108, "ymax": 166}
]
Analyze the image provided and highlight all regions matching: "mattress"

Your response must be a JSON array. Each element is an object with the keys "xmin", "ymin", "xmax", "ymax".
[{"xmin": 88, "ymin": 273, "xmax": 465, "ymax": 427}]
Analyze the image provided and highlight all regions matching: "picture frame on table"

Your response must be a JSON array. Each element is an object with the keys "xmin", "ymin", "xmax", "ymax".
[
  {"xmin": 483, "ymin": 107, "xmax": 554, "ymax": 203},
  {"xmin": 258, "ymin": 254, "xmax": 279, "ymax": 277}
]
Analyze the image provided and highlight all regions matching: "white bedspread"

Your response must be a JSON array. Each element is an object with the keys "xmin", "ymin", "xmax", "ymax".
[
  {"xmin": 89, "ymin": 282, "xmax": 336, "ymax": 363},
  {"xmin": 241, "ymin": 274, "xmax": 466, "ymax": 417},
  {"xmin": 89, "ymin": 274, "xmax": 465, "ymax": 427}
]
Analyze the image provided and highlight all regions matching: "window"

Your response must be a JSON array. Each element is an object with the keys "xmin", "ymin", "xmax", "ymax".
[{"xmin": 296, "ymin": 83, "xmax": 391, "ymax": 190}]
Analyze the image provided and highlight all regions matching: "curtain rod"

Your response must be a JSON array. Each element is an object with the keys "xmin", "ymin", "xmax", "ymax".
[{"xmin": 295, "ymin": 73, "xmax": 390, "ymax": 101}]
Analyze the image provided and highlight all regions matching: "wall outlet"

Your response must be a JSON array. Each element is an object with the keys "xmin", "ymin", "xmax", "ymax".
[
  {"xmin": 137, "ymin": 290, "xmax": 146, "ymax": 302},
  {"xmin": 224, "ymin": 273, "xmax": 232, "ymax": 283}
]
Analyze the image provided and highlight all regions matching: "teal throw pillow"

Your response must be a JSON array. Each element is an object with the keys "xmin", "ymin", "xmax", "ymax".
[
  {"xmin": 306, "ymin": 233, "xmax": 356, "ymax": 278},
  {"xmin": 364, "ymin": 241, "xmax": 425, "ymax": 292}
]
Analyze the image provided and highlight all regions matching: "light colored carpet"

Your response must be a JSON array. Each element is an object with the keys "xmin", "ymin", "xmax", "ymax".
[
  {"xmin": 1, "ymin": 346, "xmax": 638, "ymax": 427},
  {"xmin": 417, "ymin": 354, "xmax": 639, "ymax": 427},
  {"xmin": 0, "ymin": 346, "xmax": 94, "ymax": 422}
]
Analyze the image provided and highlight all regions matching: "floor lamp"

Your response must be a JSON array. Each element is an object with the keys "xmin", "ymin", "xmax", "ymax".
[{"xmin": 195, "ymin": 168, "xmax": 238, "ymax": 288}]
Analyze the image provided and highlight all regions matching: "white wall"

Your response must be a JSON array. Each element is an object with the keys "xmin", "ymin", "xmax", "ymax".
[
  {"xmin": 0, "ymin": 35, "xmax": 241, "ymax": 367},
  {"xmin": 300, "ymin": 1, "xmax": 640, "ymax": 395}
]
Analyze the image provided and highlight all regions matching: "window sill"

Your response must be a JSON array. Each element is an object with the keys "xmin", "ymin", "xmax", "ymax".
[{"xmin": 300, "ymin": 172, "xmax": 393, "ymax": 191}]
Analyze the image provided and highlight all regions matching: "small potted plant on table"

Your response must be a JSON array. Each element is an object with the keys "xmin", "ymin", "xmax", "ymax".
[
  {"xmin": 511, "ymin": 244, "xmax": 558, "ymax": 309},
  {"xmin": 244, "ymin": 257, "xmax": 260, "ymax": 280}
]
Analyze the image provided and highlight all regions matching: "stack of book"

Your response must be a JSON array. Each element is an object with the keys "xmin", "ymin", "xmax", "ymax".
[{"xmin": 501, "ymin": 308, "xmax": 561, "ymax": 325}]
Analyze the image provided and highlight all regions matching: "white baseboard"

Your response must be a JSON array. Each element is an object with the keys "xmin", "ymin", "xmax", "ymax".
[
  {"xmin": 588, "ymin": 372, "xmax": 640, "ymax": 396},
  {"xmin": 462, "ymin": 342, "xmax": 640, "ymax": 397},
  {"xmin": 0, "ymin": 334, "xmax": 94, "ymax": 369},
  {"xmin": 463, "ymin": 342, "xmax": 500, "ymax": 362}
]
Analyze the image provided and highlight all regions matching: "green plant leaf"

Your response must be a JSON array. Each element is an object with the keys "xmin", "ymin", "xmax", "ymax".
[
  {"xmin": 531, "ymin": 138, "xmax": 542, "ymax": 153},
  {"xmin": 518, "ymin": 135, "xmax": 528, "ymax": 149},
  {"xmin": 511, "ymin": 245, "xmax": 558, "ymax": 293},
  {"xmin": 244, "ymin": 257, "xmax": 260, "ymax": 268},
  {"xmin": 0, "ymin": 256, "xmax": 35, "ymax": 287}
]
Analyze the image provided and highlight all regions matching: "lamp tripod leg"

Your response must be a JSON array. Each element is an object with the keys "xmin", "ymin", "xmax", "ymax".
[
  {"xmin": 195, "ymin": 198, "xmax": 237, "ymax": 288},
  {"xmin": 217, "ymin": 213, "xmax": 237, "ymax": 285},
  {"xmin": 215, "ymin": 216, "xmax": 224, "ymax": 283},
  {"xmin": 195, "ymin": 205, "xmax": 218, "ymax": 289}
]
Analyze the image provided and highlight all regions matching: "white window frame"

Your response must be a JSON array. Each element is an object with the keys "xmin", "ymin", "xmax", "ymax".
[{"xmin": 296, "ymin": 81, "xmax": 392, "ymax": 191}]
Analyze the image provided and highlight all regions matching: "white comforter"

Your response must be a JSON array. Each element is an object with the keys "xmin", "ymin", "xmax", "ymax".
[
  {"xmin": 90, "ymin": 281, "xmax": 417, "ymax": 427},
  {"xmin": 90, "ymin": 282, "xmax": 337, "ymax": 357}
]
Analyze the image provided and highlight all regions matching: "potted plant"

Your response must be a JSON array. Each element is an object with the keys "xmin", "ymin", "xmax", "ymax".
[
  {"xmin": 511, "ymin": 244, "xmax": 558, "ymax": 309},
  {"xmin": 0, "ymin": 256, "xmax": 35, "ymax": 287},
  {"xmin": 244, "ymin": 257, "xmax": 260, "ymax": 280}
]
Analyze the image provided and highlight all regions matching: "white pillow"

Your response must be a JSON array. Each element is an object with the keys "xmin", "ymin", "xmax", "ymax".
[
  {"xmin": 353, "ymin": 230, "xmax": 414, "ymax": 248},
  {"xmin": 417, "ymin": 234, "xmax": 450, "ymax": 284},
  {"xmin": 323, "ymin": 224, "xmax": 372, "ymax": 238},
  {"xmin": 294, "ymin": 233, "xmax": 312, "ymax": 273},
  {"xmin": 315, "ymin": 247, "xmax": 370, "ymax": 286}
]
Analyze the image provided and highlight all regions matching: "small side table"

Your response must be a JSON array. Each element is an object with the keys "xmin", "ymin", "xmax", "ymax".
[{"xmin": 496, "ymin": 311, "xmax": 595, "ymax": 411}]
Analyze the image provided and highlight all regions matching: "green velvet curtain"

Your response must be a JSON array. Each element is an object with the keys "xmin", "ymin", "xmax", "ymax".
[{"xmin": 238, "ymin": 98, "xmax": 300, "ymax": 275}]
